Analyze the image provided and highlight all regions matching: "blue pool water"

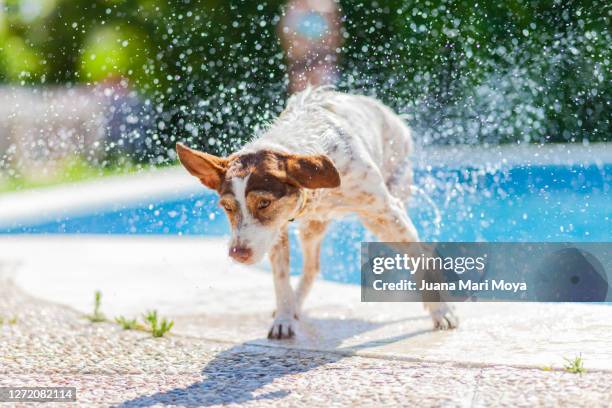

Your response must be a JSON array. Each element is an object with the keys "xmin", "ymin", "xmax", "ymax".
[{"xmin": 3, "ymin": 164, "xmax": 610, "ymax": 284}]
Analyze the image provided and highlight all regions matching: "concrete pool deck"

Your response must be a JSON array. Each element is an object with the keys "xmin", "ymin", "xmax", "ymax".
[{"xmin": 1, "ymin": 235, "xmax": 612, "ymax": 406}]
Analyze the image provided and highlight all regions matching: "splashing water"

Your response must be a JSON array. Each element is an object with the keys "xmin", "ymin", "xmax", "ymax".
[{"xmin": 409, "ymin": 185, "xmax": 442, "ymax": 237}]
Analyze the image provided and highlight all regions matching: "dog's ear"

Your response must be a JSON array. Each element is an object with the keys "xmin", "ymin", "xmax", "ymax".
[
  {"xmin": 176, "ymin": 143, "xmax": 228, "ymax": 191},
  {"xmin": 284, "ymin": 154, "xmax": 341, "ymax": 189}
]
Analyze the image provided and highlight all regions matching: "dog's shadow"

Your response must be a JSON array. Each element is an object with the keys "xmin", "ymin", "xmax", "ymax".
[{"xmin": 116, "ymin": 315, "xmax": 431, "ymax": 407}]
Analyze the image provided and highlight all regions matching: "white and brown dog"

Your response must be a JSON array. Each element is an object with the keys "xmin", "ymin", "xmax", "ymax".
[{"xmin": 176, "ymin": 87, "xmax": 458, "ymax": 339}]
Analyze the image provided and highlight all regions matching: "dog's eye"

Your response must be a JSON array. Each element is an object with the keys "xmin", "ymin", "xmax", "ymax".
[{"xmin": 258, "ymin": 199, "xmax": 271, "ymax": 209}]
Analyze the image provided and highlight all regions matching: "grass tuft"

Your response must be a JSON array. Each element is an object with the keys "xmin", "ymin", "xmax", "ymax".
[
  {"xmin": 563, "ymin": 355, "xmax": 586, "ymax": 374},
  {"xmin": 144, "ymin": 310, "xmax": 174, "ymax": 338},
  {"xmin": 86, "ymin": 291, "xmax": 106, "ymax": 323},
  {"xmin": 0, "ymin": 316, "xmax": 18, "ymax": 325},
  {"xmin": 83, "ymin": 292, "xmax": 174, "ymax": 337},
  {"xmin": 115, "ymin": 316, "xmax": 144, "ymax": 330}
]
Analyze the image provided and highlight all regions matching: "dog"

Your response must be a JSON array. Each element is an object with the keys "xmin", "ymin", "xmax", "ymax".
[{"xmin": 176, "ymin": 87, "xmax": 458, "ymax": 339}]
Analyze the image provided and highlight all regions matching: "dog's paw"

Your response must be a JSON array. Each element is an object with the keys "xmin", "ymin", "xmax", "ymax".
[
  {"xmin": 267, "ymin": 315, "xmax": 297, "ymax": 340},
  {"xmin": 429, "ymin": 304, "xmax": 459, "ymax": 330}
]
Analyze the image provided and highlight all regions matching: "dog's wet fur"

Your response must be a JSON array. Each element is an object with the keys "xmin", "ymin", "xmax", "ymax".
[{"xmin": 177, "ymin": 87, "xmax": 458, "ymax": 339}]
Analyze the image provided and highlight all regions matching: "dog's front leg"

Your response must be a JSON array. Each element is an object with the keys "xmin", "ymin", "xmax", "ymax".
[
  {"xmin": 267, "ymin": 225, "xmax": 297, "ymax": 339},
  {"xmin": 295, "ymin": 219, "xmax": 329, "ymax": 314}
]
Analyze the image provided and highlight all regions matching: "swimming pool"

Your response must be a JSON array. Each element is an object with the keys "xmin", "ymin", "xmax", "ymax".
[{"xmin": 2, "ymin": 163, "xmax": 609, "ymax": 284}]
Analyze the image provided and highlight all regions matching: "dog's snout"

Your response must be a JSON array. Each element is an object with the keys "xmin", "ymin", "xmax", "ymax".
[{"xmin": 229, "ymin": 246, "xmax": 253, "ymax": 263}]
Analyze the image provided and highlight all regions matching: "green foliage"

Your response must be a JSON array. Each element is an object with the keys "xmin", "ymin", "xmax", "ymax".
[
  {"xmin": 0, "ymin": 35, "xmax": 45, "ymax": 81},
  {"xmin": 0, "ymin": 0, "xmax": 609, "ymax": 156},
  {"xmin": 115, "ymin": 311, "xmax": 173, "ymax": 336},
  {"xmin": 0, "ymin": 315, "xmax": 17, "ymax": 325},
  {"xmin": 144, "ymin": 310, "xmax": 174, "ymax": 338},
  {"xmin": 79, "ymin": 25, "xmax": 153, "ymax": 86},
  {"xmin": 115, "ymin": 316, "xmax": 143, "ymax": 331},
  {"xmin": 338, "ymin": 0, "xmax": 610, "ymax": 144},
  {"xmin": 0, "ymin": 156, "xmax": 148, "ymax": 193},
  {"xmin": 86, "ymin": 290, "xmax": 106, "ymax": 323},
  {"xmin": 563, "ymin": 355, "xmax": 586, "ymax": 374}
]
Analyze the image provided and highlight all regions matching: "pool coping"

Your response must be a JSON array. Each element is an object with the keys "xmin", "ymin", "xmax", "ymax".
[
  {"xmin": 1, "ymin": 142, "xmax": 610, "ymax": 228},
  {"xmin": 0, "ymin": 166, "xmax": 200, "ymax": 228}
]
